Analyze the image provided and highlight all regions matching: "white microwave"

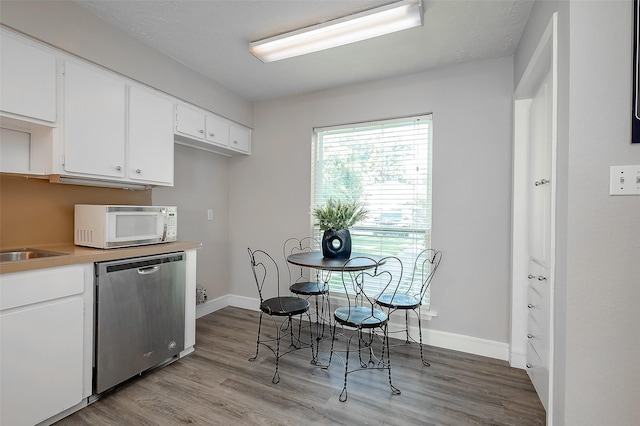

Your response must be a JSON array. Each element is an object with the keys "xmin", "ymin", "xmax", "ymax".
[{"xmin": 74, "ymin": 205, "xmax": 177, "ymax": 249}]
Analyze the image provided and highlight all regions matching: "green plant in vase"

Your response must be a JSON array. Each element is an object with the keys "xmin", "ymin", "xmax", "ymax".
[{"xmin": 312, "ymin": 198, "xmax": 368, "ymax": 258}]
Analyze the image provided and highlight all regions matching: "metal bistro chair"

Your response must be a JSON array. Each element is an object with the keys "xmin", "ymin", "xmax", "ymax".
[
  {"xmin": 323, "ymin": 255, "xmax": 403, "ymax": 402},
  {"xmin": 375, "ymin": 249, "xmax": 442, "ymax": 366},
  {"xmin": 247, "ymin": 248, "xmax": 315, "ymax": 384},
  {"xmin": 283, "ymin": 237, "xmax": 330, "ymax": 349}
]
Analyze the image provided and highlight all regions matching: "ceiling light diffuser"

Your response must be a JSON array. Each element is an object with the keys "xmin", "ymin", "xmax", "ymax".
[{"xmin": 249, "ymin": 0, "xmax": 424, "ymax": 63}]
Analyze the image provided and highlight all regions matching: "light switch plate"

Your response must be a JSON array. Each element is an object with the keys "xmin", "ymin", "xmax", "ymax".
[{"xmin": 609, "ymin": 165, "xmax": 640, "ymax": 195}]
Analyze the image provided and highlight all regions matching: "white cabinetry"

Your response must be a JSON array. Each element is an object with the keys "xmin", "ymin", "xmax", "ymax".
[
  {"xmin": 61, "ymin": 60, "xmax": 174, "ymax": 186},
  {"xmin": 63, "ymin": 60, "xmax": 126, "ymax": 179},
  {"xmin": 0, "ymin": 265, "xmax": 92, "ymax": 426},
  {"xmin": 205, "ymin": 114, "xmax": 230, "ymax": 146},
  {"xmin": 128, "ymin": 86, "xmax": 174, "ymax": 185},
  {"xmin": 525, "ymin": 70, "xmax": 553, "ymax": 410},
  {"xmin": 229, "ymin": 122, "xmax": 251, "ymax": 153},
  {"xmin": 526, "ymin": 261, "xmax": 550, "ymax": 406},
  {"xmin": 0, "ymin": 28, "xmax": 57, "ymax": 123},
  {"xmin": 0, "ymin": 28, "xmax": 57, "ymax": 176},
  {"xmin": 175, "ymin": 103, "xmax": 251, "ymax": 156}
]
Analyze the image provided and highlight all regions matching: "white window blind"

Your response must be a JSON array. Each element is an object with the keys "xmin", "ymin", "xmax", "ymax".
[{"xmin": 312, "ymin": 114, "xmax": 433, "ymax": 305}]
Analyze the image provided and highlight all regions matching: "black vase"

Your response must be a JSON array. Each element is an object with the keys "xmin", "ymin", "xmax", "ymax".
[{"xmin": 321, "ymin": 229, "xmax": 352, "ymax": 259}]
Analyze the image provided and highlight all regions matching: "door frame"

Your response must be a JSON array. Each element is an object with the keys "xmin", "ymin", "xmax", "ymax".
[{"xmin": 511, "ymin": 12, "xmax": 558, "ymax": 423}]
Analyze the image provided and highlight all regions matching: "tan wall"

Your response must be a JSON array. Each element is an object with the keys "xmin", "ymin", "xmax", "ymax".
[{"xmin": 0, "ymin": 175, "xmax": 151, "ymax": 248}]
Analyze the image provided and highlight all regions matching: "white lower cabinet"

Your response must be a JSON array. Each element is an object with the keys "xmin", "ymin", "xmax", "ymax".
[
  {"xmin": 0, "ymin": 265, "xmax": 92, "ymax": 426},
  {"xmin": 526, "ymin": 260, "xmax": 550, "ymax": 409}
]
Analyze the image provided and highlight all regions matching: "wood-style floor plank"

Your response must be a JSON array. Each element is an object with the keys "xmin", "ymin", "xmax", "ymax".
[{"xmin": 56, "ymin": 307, "xmax": 545, "ymax": 426}]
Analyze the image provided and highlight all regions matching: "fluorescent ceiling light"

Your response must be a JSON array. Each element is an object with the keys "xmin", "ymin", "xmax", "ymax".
[{"xmin": 249, "ymin": 0, "xmax": 423, "ymax": 63}]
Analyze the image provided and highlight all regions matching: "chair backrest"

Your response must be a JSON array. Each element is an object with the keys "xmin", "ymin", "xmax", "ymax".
[
  {"xmin": 248, "ymin": 247, "xmax": 282, "ymax": 303},
  {"xmin": 411, "ymin": 249, "xmax": 442, "ymax": 299},
  {"xmin": 283, "ymin": 237, "xmax": 320, "ymax": 285},
  {"xmin": 340, "ymin": 256, "xmax": 404, "ymax": 313}
]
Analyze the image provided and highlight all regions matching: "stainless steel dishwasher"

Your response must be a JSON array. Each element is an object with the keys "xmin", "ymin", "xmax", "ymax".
[{"xmin": 94, "ymin": 252, "xmax": 186, "ymax": 394}]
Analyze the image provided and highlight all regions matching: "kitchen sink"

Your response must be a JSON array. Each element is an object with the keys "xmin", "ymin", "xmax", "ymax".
[{"xmin": 0, "ymin": 248, "xmax": 68, "ymax": 262}]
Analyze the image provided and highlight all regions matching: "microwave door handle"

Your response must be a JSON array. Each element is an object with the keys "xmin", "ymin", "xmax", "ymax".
[{"xmin": 162, "ymin": 221, "xmax": 167, "ymax": 241}]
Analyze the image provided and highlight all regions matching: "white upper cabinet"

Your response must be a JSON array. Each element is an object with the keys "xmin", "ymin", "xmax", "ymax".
[
  {"xmin": 1, "ymin": 29, "xmax": 250, "ymax": 188},
  {"xmin": 175, "ymin": 104, "xmax": 205, "ymax": 140},
  {"xmin": 0, "ymin": 28, "xmax": 57, "ymax": 123},
  {"xmin": 205, "ymin": 114, "xmax": 230, "ymax": 147},
  {"xmin": 62, "ymin": 60, "xmax": 174, "ymax": 186},
  {"xmin": 229, "ymin": 123, "xmax": 251, "ymax": 153},
  {"xmin": 128, "ymin": 86, "xmax": 174, "ymax": 185},
  {"xmin": 175, "ymin": 103, "xmax": 251, "ymax": 156},
  {"xmin": 63, "ymin": 60, "xmax": 126, "ymax": 179}
]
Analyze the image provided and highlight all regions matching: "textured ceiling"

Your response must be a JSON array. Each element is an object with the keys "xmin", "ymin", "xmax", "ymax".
[{"xmin": 73, "ymin": 0, "xmax": 534, "ymax": 102}]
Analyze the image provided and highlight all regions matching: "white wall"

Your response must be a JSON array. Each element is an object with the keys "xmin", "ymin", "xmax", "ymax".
[
  {"xmin": 229, "ymin": 57, "xmax": 515, "ymax": 345},
  {"xmin": 153, "ymin": 145, "xmax": 231, "ymax": 299},
  {"xmin": 516, "ymin": 1, "xmax": 640, "ymax": 424}
]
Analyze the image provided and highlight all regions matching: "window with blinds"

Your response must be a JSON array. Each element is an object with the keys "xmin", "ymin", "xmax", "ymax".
[{"xmin": 312, "ymin": 114, "xmax": 433, "ymax": 305}]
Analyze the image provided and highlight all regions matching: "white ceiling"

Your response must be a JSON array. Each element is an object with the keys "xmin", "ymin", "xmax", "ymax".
[{"xmin": 73, "ymin": 0, "xmax": 534, "ymax": 102}]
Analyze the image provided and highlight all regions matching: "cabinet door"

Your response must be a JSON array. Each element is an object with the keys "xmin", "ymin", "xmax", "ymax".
[
  {"xmin": 128, "ymin": 86, "xmax": 174, "ymax": 185},
  {"xmin": 175, "ymin": 104, "xmax": 205, "ymax": 139},
  {"xmin": 1, "ymin": 297, "xmax": 84, "ymax": 426},
  {"xmin": 205, "ymin": 114, "xmax": 230, "ymax": 146},
  {"xmin": 0, "ymin": 29, "xmax": 57, "ymax": 122},
  {"xmin": 63, "ymin": 60, "xmax": 126, "ymax": 178},
  {"xmin": 527, "ymin": 72, "xmax": 552, "ymax": 266},
  {"xmin": 229, "ymin": 124, "xmax": 251, "ymax": 153},
  {"xmin": 526, "ymin": 260, "xmax": 550, "ymax": 410}
]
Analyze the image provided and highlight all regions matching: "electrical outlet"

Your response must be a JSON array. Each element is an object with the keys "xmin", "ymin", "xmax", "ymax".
[
  {"xmin": 609, "ymin": 165, "xmax": 640, "ymax": 195},
  {"xmin": 207, "ymin": 209, "xmax": 214, "ymax": 220}
]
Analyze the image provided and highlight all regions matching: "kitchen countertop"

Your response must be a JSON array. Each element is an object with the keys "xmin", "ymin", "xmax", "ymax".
[{"xmin": 0, "ymin": 241, "xmax": 202, "ymax": 274}]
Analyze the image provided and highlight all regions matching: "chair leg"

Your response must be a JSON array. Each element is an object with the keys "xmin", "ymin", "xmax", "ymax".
[
  {"xmin": 417, "ymin": 310, "xmax": 430, "ymax": 367},
  {"xmin": 272, "ymin": 317, "xmax": 283, "ymax": 384},
  {"xmin": 358, "ymin": 330, "xmax": 367, "ymax": 368},
  {"xmin": 291, "ymin": 316, "xmax": 298, "ymax": 348},
  {"xmin": 339, "ymin": 335, "xmax": 352, "ymax": 402},
  {"xmin": 248, "ymin": 311, "xmax": 263, "ymax": 362},
  {"xmin": 405, "ymin": 310, "xmax": 411, "ymax": 343},
  {"xmin": 305, "ymin": 310, "xmax": 317, "ymax": 365},
  {"xmin": 384, "ymin": 324, "xmax": 401, "ymax": 396},
  {"xmin": 322, "ymin": 322, "xmax": 335, "ymax": 369}
]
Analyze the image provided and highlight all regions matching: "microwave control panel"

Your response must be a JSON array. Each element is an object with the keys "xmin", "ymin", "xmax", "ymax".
[{"xmin": 165, "ymin": 207, "xmax": 178, "ymax": 240}]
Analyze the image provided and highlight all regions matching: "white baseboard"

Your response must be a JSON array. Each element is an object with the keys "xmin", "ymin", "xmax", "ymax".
[
  {"xmin": 509, "ymin": 348, "xmax": 527, "ymax": 369},
  {"xmin": 197, "ymin": 294, "xmax": 511, "ymax": 362},
  {"xmin": 196, "ymin": 294, "xmax": 257, "ymax": 318}
]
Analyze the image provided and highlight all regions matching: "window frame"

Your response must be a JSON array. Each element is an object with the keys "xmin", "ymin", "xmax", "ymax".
[{"xmin": 311, "ymin": 114, "xmax": 434, "ymax": 311}]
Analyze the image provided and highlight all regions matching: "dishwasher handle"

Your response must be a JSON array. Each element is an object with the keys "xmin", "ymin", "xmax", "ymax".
[{"xmin": 137, "ymin": 265, "xmax": 160, "ymax": 275}]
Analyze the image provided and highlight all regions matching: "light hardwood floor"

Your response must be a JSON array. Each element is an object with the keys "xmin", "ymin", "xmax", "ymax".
[{"xmin": 56, "ymin": 307, "xmax": 545, "ymax": 426}]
